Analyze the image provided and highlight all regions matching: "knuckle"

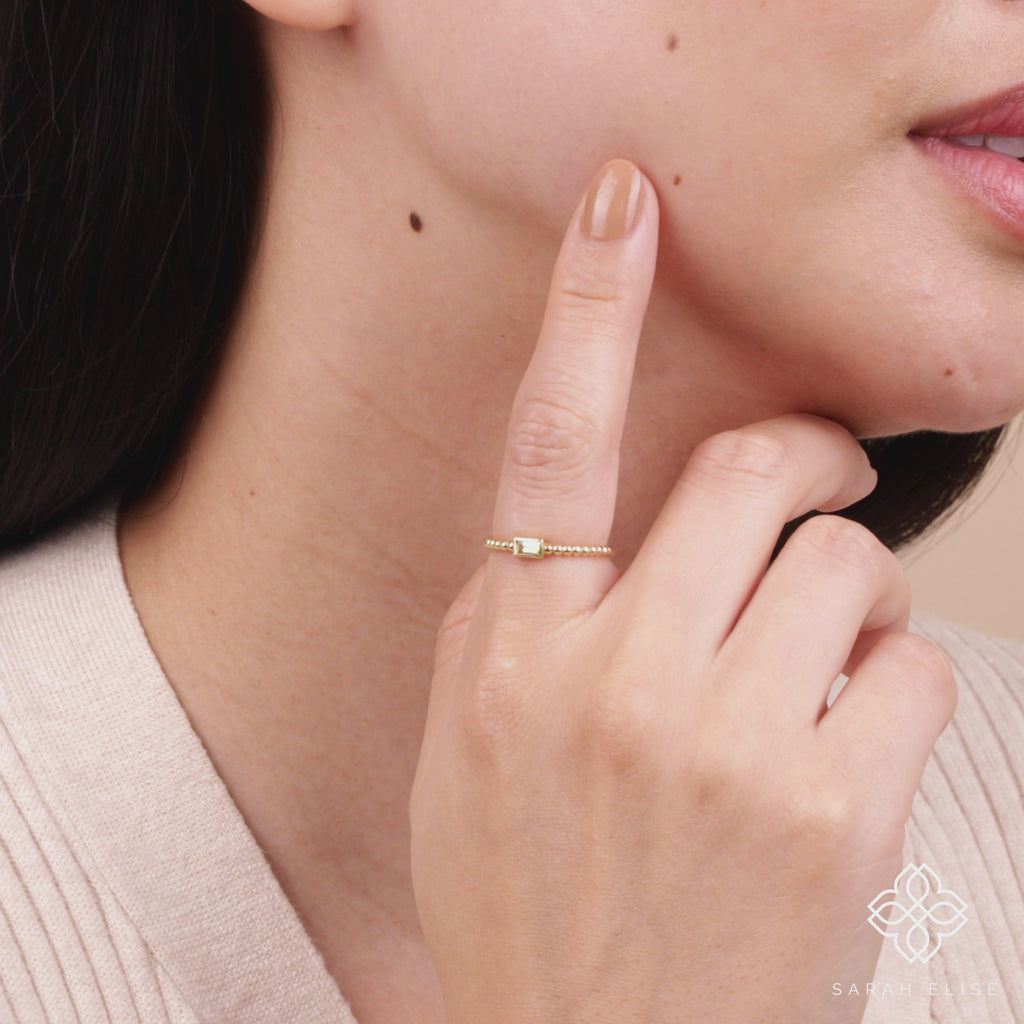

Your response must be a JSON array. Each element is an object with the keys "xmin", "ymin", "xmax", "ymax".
[
  {"xmin": 786, "ymin": 785, "xmax": 860, "ymax": 856},
  {"xmin": 574, "ymin": 677, "xmax": 661, "ymax": 776},
  {"xmin": 688, "ymin": 430, "xmax": 791, "ymax": 496},
  {"xmin": 686, "ymin": 741, "xmax": 751, "ymax": 814},
  {"xmin": 507, "ymin": 393, "xmax": 601, "ymax": 490},
  {"xmin": 682, "ymin": 737, "xmax": 861, "ymax": 863},
  {"xmin": 556, "ymin": 268, "xmax": 631, "ymax": 327},
  {"xmin": 790, "ymin": 515, "xmax": 886, "ymax": 578},
  {"xmin": 459, "ymin": 658, "xmax": 531, "ymax": 763},
  {"xmin": 885, "ymin": 632, "xmax": 958, "ymax": 704}
]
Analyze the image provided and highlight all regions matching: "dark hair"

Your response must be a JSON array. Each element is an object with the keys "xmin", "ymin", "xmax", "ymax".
[
  {"xmin": 0, "ymin": 1, "xmax": 1010, "ymax": 554},
  {"xmin": 775, "ymin": 427, "xmax": 1009, "ymax": 558},
  {"xmin": 1, "ymin": 0, "xmax": 269, "ymax": 549}
]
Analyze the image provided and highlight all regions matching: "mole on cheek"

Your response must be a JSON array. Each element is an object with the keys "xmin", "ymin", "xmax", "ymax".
[
  {"xmin": 673, "ymin": 175, "xmax": 682, "ymax": 186},
  {"xmin": 666, "ymin": 33, "xmax": 678, "ymax": 51},
  {"xmin": 410, "ymin": 212, "xmax": 423, "ymax": 232},
  {"xmin": 944, "ymin": 368, "xmax": 954, "ymax": 377}
]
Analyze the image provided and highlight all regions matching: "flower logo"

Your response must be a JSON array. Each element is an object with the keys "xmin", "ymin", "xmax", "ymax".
[{"xmin": 868, "ymin": 863, "xmax": 968, "ymax": 964}]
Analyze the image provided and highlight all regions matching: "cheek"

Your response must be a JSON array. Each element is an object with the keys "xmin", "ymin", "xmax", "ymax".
[
  {"xmin": 368, "ymin": 0, "xmax": 933, "ymax": 233},
  {"xmin": 368, "ymin": 0, "xmax": 1024, "ymax": 431},
  {"xmin": 617, "ymin": 7, "xmax": 1024, "ymax": 434},
  {"xmin": 657, "ymin": 148, "xmax": 1024, "ymax": 436},
  {"xmin": 370, "ymin": 0, "xmax": 945, "ymax": 212},
  {"xmin": 367, "ymin": 2, "xmax": 639, "ymax": 226}
]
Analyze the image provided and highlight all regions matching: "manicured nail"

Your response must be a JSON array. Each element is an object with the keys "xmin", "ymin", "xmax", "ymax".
[{"xmin": 581, "ymin": 160, "xmax": 644, "ymax": 241}]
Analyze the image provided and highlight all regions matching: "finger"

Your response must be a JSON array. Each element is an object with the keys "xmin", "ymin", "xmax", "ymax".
[
  {"xmin": 434, "ymin": 563, "xmax": 488, "ymax": 678},
  {"xmin": 420, "ymin": 564, "xmax": 489, "ymax": 785},
  {"xmin": 818, "ymin": 630, "xmax": 957, "ymax": 832},
  {"xmin": 712, "ymin": 515, "xmax": 911, "ymax": 729},
  {"xmin": 839, "ymin": 620, "xmax": 912, "ymax": 683},
  {"xmin": 487, "ymin": 160, "xmax": 658, "ymax": 613},
  {"xmin": 619, "ymin": 414, "xmax": 878, "ymax": 660}
]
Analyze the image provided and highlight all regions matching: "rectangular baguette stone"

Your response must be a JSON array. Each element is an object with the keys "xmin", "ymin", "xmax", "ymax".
[{"xmin": 512, "ymin": 537, "xmax": 545, "ymax": 558}]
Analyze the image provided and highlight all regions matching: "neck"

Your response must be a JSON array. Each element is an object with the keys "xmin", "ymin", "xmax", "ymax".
[{"xmin": 117, "ymin": 19, "xmax": 789, "ymax": 1020}]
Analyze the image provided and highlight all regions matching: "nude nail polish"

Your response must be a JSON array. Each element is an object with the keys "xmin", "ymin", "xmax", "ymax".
[{"xmin": 582, "ymin": 160, "xmax": 644, "ymax": 241}]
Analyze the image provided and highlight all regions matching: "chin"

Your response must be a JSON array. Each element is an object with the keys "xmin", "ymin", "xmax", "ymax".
[
  {"xmin": 816, "ymin": 321, "xmax": 1024, "ymax": 439},
  {"xmin": 841, "ymin": 387, "xmax": 1022, "ymax": 440},
  {"xmin": 796, "ymin": 357, "xmax": 1023, "ymax": 439}
]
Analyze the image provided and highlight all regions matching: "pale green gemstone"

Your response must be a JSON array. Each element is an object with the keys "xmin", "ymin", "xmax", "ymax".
[{"xmin": 513, "ymin": 537, "xmax": 545, "ymax": 558}]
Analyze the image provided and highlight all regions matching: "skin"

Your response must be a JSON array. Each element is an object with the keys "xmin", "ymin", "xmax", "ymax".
[{"xmin": 119, "ymin": 1, "xmax": 1024, "ymax": 1022}]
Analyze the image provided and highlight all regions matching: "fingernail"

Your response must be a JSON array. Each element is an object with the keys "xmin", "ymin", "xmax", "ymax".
[{"xmin": 581, "ymin": 160, "xmax": 644, "ymax": 241}]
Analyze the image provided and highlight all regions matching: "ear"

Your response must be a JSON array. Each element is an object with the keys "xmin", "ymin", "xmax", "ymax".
[{"xmin": 240, "ymin": 0, "xmax": 357, "ymax": 31}]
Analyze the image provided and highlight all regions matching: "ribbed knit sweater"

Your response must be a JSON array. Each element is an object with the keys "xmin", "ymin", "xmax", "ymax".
[{"xmin": 0, "ymin": 504, "xmax": 1021, "ymax": 1023}]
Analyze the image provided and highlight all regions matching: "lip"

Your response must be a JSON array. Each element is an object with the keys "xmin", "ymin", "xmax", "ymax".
[
  {"xmin": 911, "ymin": 83, "xmax": 1024, "ymax": 244},
  {"xmin": 911, "ymin": 137, "xmax": 1024, "ymax": 243},
  {"xmin": 914, "ymin": 83, "xmax": 1024, "ymax": 138}
]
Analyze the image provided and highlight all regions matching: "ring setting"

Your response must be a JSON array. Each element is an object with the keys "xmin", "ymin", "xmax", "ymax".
[{"xmin": 484, "ymin": 537, "xmax": 613, "ymax": 559}]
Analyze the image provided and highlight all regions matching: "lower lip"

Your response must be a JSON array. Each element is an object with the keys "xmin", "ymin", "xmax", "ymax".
[{"xmin": 912, "ymin": 135, "xmax": 1024, "ymax": 243}]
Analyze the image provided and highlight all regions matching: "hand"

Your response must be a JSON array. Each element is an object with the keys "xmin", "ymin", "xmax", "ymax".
[{"xmin": 409, "ymin": 159, "xmax": 957, "ymax": 1024}]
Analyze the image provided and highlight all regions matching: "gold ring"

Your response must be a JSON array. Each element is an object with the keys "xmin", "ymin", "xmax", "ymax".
[{"xmin": 484, "ymin": 537, "xmax": 613, "ymax": 559}]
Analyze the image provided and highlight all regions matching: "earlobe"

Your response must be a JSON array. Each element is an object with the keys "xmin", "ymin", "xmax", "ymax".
[{"xmin": 240, "ymin": 0, "xmax": 357, "ymax": 31}]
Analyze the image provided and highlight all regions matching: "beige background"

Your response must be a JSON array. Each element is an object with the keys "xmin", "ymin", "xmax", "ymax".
[{"xmin": 902, "ymin": 414, "xmax": 1024, "ymax": 643}]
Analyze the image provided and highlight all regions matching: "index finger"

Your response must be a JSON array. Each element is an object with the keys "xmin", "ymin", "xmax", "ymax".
[{"xmin": 488, "ymin": 160, "xmax": 659, "ymax": 609}]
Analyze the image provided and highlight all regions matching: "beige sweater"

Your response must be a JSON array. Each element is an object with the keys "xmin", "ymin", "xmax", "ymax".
[{"xmin": 0, "ymin": 503, "xmax": 1021, "ymax": 1023}]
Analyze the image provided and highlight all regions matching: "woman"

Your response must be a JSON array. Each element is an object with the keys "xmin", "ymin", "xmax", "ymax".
[{"xmin": 1, "ymin": 1, "xmax": 1022, "ymax": 1022}]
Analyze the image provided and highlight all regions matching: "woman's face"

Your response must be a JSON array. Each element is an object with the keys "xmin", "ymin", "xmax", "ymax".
[{"xmin": 365, "ymin": 0, "xmax": 1024, "ymax": 436}]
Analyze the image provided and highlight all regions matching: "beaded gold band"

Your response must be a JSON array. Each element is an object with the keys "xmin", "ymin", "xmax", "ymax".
[{"xmin": 484, "ymin": 537, "xmax": 614, "ymax": 559}]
